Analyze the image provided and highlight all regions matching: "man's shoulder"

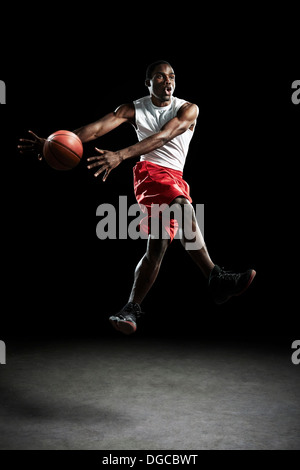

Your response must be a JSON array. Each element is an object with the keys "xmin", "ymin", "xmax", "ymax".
[
  {"xmin": 175, "ymin": 101, "xmax": 199, "ymax": 127},
  {"xmin": 114, "ymin": 102, "xmax": 135, "ymax": 122},
  {"xmin": 174, "ymin": 98, "xmax": 199, "ymax": 117},
  {"xmin": 174, "ymin": 97, "xmax": 197, "ymax": 108},
  {"xmin": 133, "ymin": 96, "xmax": 150, "ymax": 106}
]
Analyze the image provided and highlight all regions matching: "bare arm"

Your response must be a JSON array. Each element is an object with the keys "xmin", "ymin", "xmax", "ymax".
[
  {"xmin": 73, "ymin": 103, "xmax": 135, "ymax": 143},
  {"xmin": 87, "ymin": 102, "xmax": 198, "ymax": 180},
  {"xmin": 18, "ymin": 103, "xmax": 135, "ymax": 156}
]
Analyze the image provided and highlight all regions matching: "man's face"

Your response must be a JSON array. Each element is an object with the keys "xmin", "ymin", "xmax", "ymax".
[{"xmin": 147, "ymin": 64, "xmax": 176, "ymax": 104}]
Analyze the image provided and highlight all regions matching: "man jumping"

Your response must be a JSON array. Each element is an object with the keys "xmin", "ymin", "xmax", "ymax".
[{"xmin": 18, "ymin": 60, "xmax": 256, "ymax": 335}]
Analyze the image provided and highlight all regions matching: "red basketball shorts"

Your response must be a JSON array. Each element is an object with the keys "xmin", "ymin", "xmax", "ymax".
[{"xmin": 133, "ymin": 160, "xmax": 192, "ymax": 242}]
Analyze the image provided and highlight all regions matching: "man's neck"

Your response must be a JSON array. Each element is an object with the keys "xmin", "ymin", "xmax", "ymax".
[{"xmin": 150, "ymin": 95, "xmax": 172, "ymax": 107}]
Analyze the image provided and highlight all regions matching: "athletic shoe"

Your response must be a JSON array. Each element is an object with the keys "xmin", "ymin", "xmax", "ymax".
[
  {"xmin": 209, "ymin": 265, "xmax": 256, "ymax": 305},
  {"xmin": 109, "ymin": 302, "xmax": 143, "ymax": 335}
]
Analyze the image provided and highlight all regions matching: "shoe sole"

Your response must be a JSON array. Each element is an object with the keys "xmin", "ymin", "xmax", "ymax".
[
  {"xmin": 109, "ymin": 318, "xmax": 137, "ymax": 335},
  {"xmin": 215, "ymin": 269, "xmax": 256, "ymax": 305}
]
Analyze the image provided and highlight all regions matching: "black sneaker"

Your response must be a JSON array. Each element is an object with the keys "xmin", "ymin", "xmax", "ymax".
[
  {"xmin": 109, "ymin": 302, "xmax": 143, "ymax": 335},
  {"xmin": 209, "ymin": 265, "xmax": 256, "ymax": 305}
]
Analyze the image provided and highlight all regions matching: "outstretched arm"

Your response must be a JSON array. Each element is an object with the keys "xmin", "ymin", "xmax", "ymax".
[
  {"xmin": 18, "ymin": 103, "xmax": 135, "ymax": 157},
  {"xmin": 87, "ymin": 102, "xmax": 198, "ymax": 181},
  {"xmin": 73, "ymin": 103, "xmax": 135, "ymax": 142}
]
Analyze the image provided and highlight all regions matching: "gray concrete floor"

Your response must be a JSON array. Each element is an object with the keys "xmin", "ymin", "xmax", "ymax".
[{"xmin": 0, "ymin": 337, "xmax": 299, "ymax": 450}]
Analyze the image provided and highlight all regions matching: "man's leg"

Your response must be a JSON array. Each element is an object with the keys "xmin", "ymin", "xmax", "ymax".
[
  {"xmin": 129, "ymin": 235, "xmax": 169, "ymax": 304},
  {"xmin": 170, "ymin": 197, "xmax": 256, "ymax": 304},
  {"xmin": 171, "ymin": 197, "xmax": 215, "ymax": 278},
  {"xmin": 109, "ymin": 235, "xmax": 169, "ymax": 335}
]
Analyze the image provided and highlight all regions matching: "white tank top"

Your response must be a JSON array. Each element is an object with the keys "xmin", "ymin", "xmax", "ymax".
[{"xmin": 133, "ymin": 95, "xmax": 195, "ymax": 172}]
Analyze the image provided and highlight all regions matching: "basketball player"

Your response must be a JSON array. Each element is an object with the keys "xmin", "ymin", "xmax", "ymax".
[{"xmin": 18, "ymin": 60, "xmax": 256, "ymax": 335}]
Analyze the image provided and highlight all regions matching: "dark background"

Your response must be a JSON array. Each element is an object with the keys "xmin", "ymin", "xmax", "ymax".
[{"xmin": 1, "ymin": 17, "xmax": 298, "ymax": 346}]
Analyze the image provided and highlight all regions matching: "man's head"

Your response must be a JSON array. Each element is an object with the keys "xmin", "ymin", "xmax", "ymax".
[{"xmin": 145, "ymin": 60, "xmax": 175, "ymax": 105}]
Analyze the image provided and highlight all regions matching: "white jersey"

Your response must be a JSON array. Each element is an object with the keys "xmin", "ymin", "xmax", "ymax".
[{"xmin": 133, "ymin": 95, "xmax": 195, "ymax": 172}]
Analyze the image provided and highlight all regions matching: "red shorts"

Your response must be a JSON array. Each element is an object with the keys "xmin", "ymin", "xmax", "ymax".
[{"xmin": 133, "ymin": 160, "xmax": 192, "ymax": 242}]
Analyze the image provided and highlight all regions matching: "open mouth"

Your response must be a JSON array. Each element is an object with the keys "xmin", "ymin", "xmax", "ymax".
[{"xmin": 164, "ymin": 86, "xmax": 172, "ymax": 95}]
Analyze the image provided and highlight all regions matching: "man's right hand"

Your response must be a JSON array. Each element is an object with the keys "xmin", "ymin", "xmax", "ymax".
[{"xmin": 18, "ymin": 130, "xmax": 46, "ymax": 160}]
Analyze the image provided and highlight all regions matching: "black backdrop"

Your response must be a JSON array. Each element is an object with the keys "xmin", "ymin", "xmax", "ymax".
[{"xmin": 1, "ymin": 36, "xmax": 298, "ymax": 345}]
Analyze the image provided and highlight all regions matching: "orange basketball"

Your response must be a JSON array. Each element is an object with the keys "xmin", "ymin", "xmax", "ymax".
[{"xmin": 43, "ymin": 130, "xmax": 83, "ymax": 170}]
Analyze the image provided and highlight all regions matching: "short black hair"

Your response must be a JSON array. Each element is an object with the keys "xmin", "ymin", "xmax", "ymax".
[{"xmin": 145, "ymin": 60, "xmax": 173, "ymax": 80}]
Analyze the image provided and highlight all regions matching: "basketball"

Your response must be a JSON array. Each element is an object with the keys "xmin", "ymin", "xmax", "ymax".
[{"xmin": 43, "ymin": 130, "xmax": 83, "ymax": 170}]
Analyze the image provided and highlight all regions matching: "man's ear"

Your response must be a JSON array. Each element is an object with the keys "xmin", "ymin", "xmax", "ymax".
[{"xmin": 145, "ymin": 79, "xmax": 151, "ymax": 88}]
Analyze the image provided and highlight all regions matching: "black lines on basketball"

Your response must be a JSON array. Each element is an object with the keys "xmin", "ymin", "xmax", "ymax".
[{"xmin": 43, "ymin": 130, "xmax": 83, "ymax": 171}]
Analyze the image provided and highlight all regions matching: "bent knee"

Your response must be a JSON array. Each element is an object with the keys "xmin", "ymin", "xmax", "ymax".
[{"xmin": 170, "ymin": 198, "xmax": 196, "ymax": 221}]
